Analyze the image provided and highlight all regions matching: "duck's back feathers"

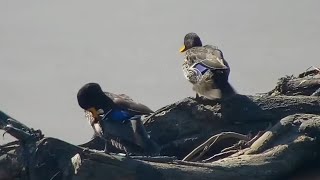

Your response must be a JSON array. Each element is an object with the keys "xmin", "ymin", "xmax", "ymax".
[
  {"xmin": 113, "ymin": 98, "xmax": 154, "ymax": 115},
  {"xmin": 104, "ymin": 92, "xmax": 134, "ymax": 102},
  {"xmin": 104, "ymin": 92, "xmax": 154, "ymax": 115},
  {"xmin": 185, "ymin": 45, "xmax": 230, "ymax": 71}
]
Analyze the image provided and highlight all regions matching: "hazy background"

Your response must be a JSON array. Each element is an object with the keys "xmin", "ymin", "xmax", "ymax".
[{"xmin": 1, "ymin": 0, "xmax": 319, "ymax": 144}]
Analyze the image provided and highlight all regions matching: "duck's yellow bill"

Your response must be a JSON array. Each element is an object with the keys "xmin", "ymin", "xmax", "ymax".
[
  {"xmin": 87, "ymin": 107, "xmax": 99, "ymax": 119},
  {"xmin": 179, "ymin": 45, "xmax": 186, "ymax": 53}
]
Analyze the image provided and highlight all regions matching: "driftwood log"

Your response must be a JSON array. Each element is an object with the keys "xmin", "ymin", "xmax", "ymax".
[
  {"xmin": 2, "ymin": 112, "xmax": 320, "ymax": 180},
  {"xmin": 268, "ymin": 67, "xmax": 320, "ymax": 96},
  {"xmin": 1, "ymin": 69, "xmax": 320, "ymax": 180}
]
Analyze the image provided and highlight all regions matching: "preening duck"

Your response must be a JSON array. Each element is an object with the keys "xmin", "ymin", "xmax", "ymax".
[{"xmin": 77, "ymin": 82, "xmax": 159, "ymax": 155}]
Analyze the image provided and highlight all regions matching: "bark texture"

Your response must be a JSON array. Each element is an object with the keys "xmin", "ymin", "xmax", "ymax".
[{"xmin": 2, "ymin": 69, "xmax": 320, "ymax": 180}]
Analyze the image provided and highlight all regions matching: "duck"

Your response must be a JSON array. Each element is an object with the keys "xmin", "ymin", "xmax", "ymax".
[
  {"xmin": 179, "ymin": 32, "xmax": 236, "ymax": 100},
  {"xmin": 77, "ymin": 82, "xmax": 160, "ymax": 155}
]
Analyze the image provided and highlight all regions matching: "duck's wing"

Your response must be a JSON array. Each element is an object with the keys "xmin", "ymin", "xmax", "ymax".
[
  {"xmin": 103, "ymin": 91, "xmax": 153, "ymax": 114},
  {"xmin": 113, "ymin": 96, "xmax": 154, "ymax": 115},
  {"xmin": 104, "ymin": 92, "xmax": 133, "ymax": 101},
  {"xmin": 186, "ymin": 46, "xmax": 227, "ymax": 66}
]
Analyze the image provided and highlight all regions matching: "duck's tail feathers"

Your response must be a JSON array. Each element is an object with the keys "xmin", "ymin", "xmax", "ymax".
[
  {"xmin": 220, "ymin": 82, "xmax": 237, "ymax": 98},
  {"xmin": 213, "ymin": 71, "xmax": 237, "ymax": 98}
]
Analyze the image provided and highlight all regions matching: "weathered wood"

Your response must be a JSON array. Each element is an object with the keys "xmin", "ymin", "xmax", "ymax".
[
  {"xmin": 268, "ymin": 69, "xmax": 320, "ymax": 96},
  {"xmin": 142, "ymin": 94, "xmax": 320, "ymax": 158},
  {"xmin": 3, "ymin": 67, "xmax": 320, "ymax": 179},
  {"xmin": 1, "ymin": 114, "xmax": 320, "ymax": 180},
  {"xmin": 140, "ymin": 114, "xmax": 320, "ymax": 180},
  {"xmin": 0, "ymin": 141, "xmax": 25, "ymax": 180}
]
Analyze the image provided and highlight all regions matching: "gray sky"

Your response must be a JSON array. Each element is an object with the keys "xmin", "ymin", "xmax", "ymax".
[{"xmin": 1, "ymin": 0, "xmax": 320, "ymax": 144}]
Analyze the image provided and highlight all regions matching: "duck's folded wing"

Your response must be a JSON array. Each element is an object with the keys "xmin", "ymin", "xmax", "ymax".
[
  {"xmin": 186, "ymin": 47, "xmax": 229, "ymax": 68},
  {"xmin": 113, "ymin": 98, "xmax": 154, "ymax": 114},
  {"xmin": 199, "ymin": 58, "xmax": 229, "ymax": 70},
  {"xmin": 104, "ymin": 92, "xmax": 134, "ymax": 101}
]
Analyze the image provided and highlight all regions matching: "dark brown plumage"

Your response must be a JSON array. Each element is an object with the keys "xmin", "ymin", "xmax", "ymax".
[{"xmin": 77, "ymin": 82, "xmax": 160, "ymax": 155}]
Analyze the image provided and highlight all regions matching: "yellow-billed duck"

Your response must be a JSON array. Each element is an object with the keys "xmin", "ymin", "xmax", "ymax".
[{"xmin": 179, "ymin": 32, "xmax": 236, "ymax": 100}]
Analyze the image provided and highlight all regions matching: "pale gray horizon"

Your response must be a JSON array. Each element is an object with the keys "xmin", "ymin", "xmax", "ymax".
[{"xmin": 1, "ymin": 1, "xmax": 320, "ymax": 144}]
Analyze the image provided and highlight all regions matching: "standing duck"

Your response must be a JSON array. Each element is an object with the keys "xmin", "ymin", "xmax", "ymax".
[
  {"xmin": 77, "ymin": 82, "xmax": 160, "ymax": 155},
  {"xmin": 179, "ymin": 32, "xmax": 236, "ymax": 100}
]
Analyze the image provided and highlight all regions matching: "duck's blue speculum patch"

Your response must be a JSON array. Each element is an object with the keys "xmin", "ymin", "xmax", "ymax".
[
  {"xmin": 194, "ymin": 63, "xmax": 209, "ymax": 75},
  {"xmin": 102, "ymin": 108, "xmax": 140, "ymax": 122}
]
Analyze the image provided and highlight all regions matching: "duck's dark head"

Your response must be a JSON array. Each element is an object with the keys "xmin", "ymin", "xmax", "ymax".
[
  {"xmin": 77, "ymin": 82, "xmax": 114, "ymax": 118},
  {"xmin": 179, "ymin": 32, "xmax": 202, "ymax": 53}
]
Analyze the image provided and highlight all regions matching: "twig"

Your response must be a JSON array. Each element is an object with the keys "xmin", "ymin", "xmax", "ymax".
[
  {"xmin": 245, "ymin": 131, "xmax": 265, "ymax": 147},
  {"xmin": 298, "ymin": 66, "xmax": 320, "ymax": 78},
  {"xmin": 311, "ymin": 87, "xmax": 320, "ymax": 96},
  {"xmin": 191, "ymin": 134, "xmax": 223, "ymax": 162},
  {"xmin": 226, "ymin": 123, "xmax": 273, "ymax": 158},
  {"xmin": 245, "ymin": 122, "xmax": 272, "ymax": 147},
  {"xmin": 49, "ymin": 171, "xmax": 61, "ymax": 180},
  {"xmin": 221, "ymin": 140, "xmax": 246, "ymax": 153},
  {"xmin": 182, "ymin": 132, "xmax": 249, "ymax": 162},
  {"xmin": 193, "ymin": 133, "xmax": 247, "ymax": 161},
  {"xmin": 173, "ymin": 160, "xmax": 217, "ymax": 168},
  {"xmin": 3, "ymin": 125, "xmax": 33, "ymax": 141},
  {"xmin": 202, "ymin": 150, "xmax": 238, "ymax": 163},
  {"xmin": 0, "ymin": 140, "xmax": 19, "ymax": 148},
  {"xmin": 130, "ymin": 156, "xmax": 177, "ymax": 163}
]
